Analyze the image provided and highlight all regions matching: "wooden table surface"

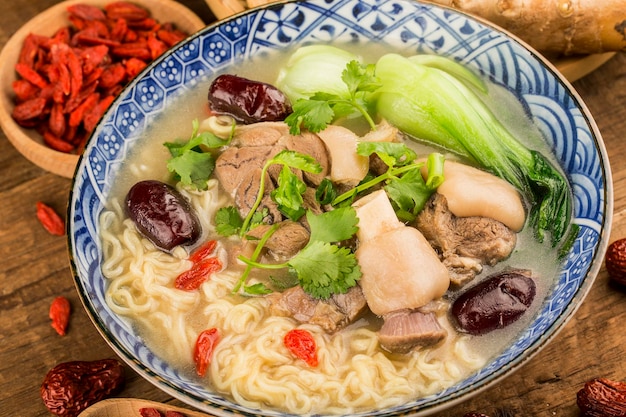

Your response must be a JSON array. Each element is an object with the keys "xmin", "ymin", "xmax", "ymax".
[{"xmin": 2, "ymin": 1, "xmax": 626, "ymax": 416}]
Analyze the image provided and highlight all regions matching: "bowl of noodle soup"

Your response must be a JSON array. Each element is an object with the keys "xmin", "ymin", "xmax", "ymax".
[{"xmin": 67, "ymin": 0, "xmax": 612, "ymax": 415}]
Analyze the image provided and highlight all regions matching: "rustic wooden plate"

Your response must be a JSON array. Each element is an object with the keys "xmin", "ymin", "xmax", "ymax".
[
  {"xmin": 78, "ymin": 398, "xmax": 212, "ymax": 417},
  {"xmin": 203, "ymin": 0, "xmax": 616, "ymax": 83},
  {"xmin": 0, "ymin": 0, "xmax": 206, "ymax": 178}
]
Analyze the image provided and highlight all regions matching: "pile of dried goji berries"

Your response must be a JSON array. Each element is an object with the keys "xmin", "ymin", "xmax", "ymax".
[{"xmin": 11, "ymin": 1, "xmax": 190, "ymax": 154}]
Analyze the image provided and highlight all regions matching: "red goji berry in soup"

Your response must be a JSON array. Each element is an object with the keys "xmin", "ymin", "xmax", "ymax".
[
  {"xmin": 284, "ymin": 329, "xmax": 319, "ymax": 367},
  {"xmin": 194, "ymin": 328, "xmax": 220, "ymax": 377}
]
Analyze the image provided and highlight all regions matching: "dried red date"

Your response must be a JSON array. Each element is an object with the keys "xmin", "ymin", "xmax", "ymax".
[
  {"xmin": 577, "ymin": 378, "xmax": 626, "ymax": 417},
  {"xmin": 125, "ymin": 180, "xmax": 201, "ymax": 251},
  {"xmin": 452, "ymin": 270, "xmax": 536, "ymax": 335},
  {"xmin": 41, "ymin": 359, "xmax": 125, "ymax": 417},
  {"xmin": 207, "ymin": 74, "xmax": 292, "ymax": 124},
  {"xmin": 606, "ymin": 238, "xmax": 626, "ymax": 285}
]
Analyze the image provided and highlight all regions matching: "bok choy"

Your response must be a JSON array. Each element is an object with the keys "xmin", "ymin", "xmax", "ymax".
[{"xmin": 373, "ymin": 53, "xmax": 575, "ymax": 247}]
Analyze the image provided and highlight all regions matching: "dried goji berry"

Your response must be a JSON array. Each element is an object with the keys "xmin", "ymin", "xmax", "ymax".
[
  {"xmin": 105, "ymin": 1, "xmax": 150, "ymax": 21},
  {"xmin": 67, "ymin": 4, "xmax": 107, "ymax": 21},
  {"xmin": 36, "ymin": 201, "xmax": 66, "ymax": 236},
  {"xmin": 189, "ymin": 240, "xmax": 218, "ymax": 263},
  {"xmin": 83, "ymin": 95, "xmax": 115, "ymax": 133},
  {"xmin": 12, "ymin": 79, "xmax": 39, "ymax": 102},
  {"xmin": 15, "ymin": 62, "xmax": 48, "ymax": 89},
  {"xmin": 111, "ymin": 43, "xmax": 151, "ymax": 61},
  {"xmin": 124, "ymin": 57, "xmax": 147, "ymax": 79},
  {"xmin": 139, "ymin": 408, "xmax": 163, "ymax": 417},
  {"xmin": 194, "ymin": 328, "xmax": 219, "ymax": 377},
  {"xmin": 49, "ymin": 296, "xmax": 71, "ymax": 336},
  {"xmin": 49, "ymin": 103, "xmax": 66, "ymax": 137},
  {"xmin": 157, "ymin": 29, "xmax": 187, "ymax": 47},
  {"xmin": 284, "ymin": 329, "xmax": 319, "ymax": 367},
  {"xmin": 12, "ymin": 97, "xmax": 47, "ymax": 122},
  {"xmin": 43, "ymin": 130, "xmax": 75, "ymax": 153},
  {"xmin": 174, "ymin": 257, "xmax": 222, "ymax": 291},
  {"xmin": 99, "ymin": 63, "xmax": 126, "ymax": 88},
  {"xmin": 69, "ymin": 92, "xmax": 100, "ymax": 127},
  {"xmin": 11, "ymin": 2, "xmax": 191, "ymax": 155},
  {"xmin": 166, "ymin": 411, "xmax": 186, "ymax": 417}
]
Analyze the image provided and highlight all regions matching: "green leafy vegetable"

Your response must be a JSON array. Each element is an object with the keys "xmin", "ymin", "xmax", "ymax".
[
  {"xmin": 373, "ymin": 53, "xmax": 575, "ymax": 247},
  {"xmin": 331, "ymin": 145, "xmax": 444, "ymax": 214},
  {"xmin": 284, "ymin": 60, "xmax": 380, "ymax": 135},
  {"xmin": 275, "ymin": 45, "xmax": 360, "ymax": 102},
  {"xmin": 164, "ymin": 119, "xmax": 232, "ymax": 190},
  {"xmin": 214, "ymin": 206, "xmax": 243, "ymax": 236},
  {"xmin": 237, "ymin": 207, "xmax": 361, "ymax": 299},
  {"xmin": 289, "ymin": 240, "xmax": 361, "ymax": 299}
]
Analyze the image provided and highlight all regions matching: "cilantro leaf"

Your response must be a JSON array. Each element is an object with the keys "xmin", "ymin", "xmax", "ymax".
[
  {"xmin": 244, "ymin": 282, "xmax": 273, "ymax": 295},
  {"xmin": 164, "ymin": 119, "xmax": 232, "ymax": 190},
  {"xmin": 271, "ymin": 165, "xmax": 307, "ymax": 221},
  {"xmin": 289, "ymin": 241, "xmax": 361, "ymax": 299},
  {"xmin": 215, "ymin": 206, "xmax": 244, "ymax": 236},
  {"xmin": 166, "ymin": 151, "xmax": 215, "ymax": 190},
  {"xmin": 284, "ymin": 60, "xmax": 380, "ymax": 135},
  {"xmin": 357, "ymin": 141, "xmax": 417, "ymax": 167},
  {"xmin": 240, "ymin": 150, "xmax": 322, "ymax": 234},
  {"xmin": 307, "ymin": 207, "xmax": 358, "ymax": 244},
  {"xmin": 285, "ymin": 99, "xmax": 334, "ymax": 135}
]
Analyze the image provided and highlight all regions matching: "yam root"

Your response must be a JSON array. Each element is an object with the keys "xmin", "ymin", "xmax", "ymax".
[{"xmin": 427, "ymin": 0, "xmax": 626, "ymax": 56}]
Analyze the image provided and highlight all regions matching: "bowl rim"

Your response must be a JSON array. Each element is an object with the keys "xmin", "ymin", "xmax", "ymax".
[
  {"xmin": 66, "ymin": 0, "xmax": 614, "ymax": 415},
  {"xmin": 0, "ymin": 0, "xmax": 206, "ymax": 178}
]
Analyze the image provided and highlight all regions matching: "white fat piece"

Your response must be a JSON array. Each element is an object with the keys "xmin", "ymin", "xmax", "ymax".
[
  {"xmin": 316, "ymin": 125, "xmax": 369, "ymax": 187},
  {"xmin": 433, "ymin": 160, "xmax": 526, "ymax": 232},
  {"xmin": 353, "ymin": 190, "xmax": 450, "ymax": 316}
]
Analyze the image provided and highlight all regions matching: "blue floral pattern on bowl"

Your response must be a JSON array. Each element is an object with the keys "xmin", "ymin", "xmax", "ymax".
[{"xmin": 68, "ymin": 0, "xmax": 612, "ymax": 415}]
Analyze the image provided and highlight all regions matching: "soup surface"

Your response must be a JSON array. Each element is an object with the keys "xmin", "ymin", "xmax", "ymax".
[{"xmin": 99, "ymin": 45, "xmax": 563, "ymax": 415}]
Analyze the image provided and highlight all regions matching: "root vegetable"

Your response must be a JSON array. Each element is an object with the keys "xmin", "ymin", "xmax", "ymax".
[{"xmin": 426, "ymin": 0, "xmax": 626, "ymax": 55}]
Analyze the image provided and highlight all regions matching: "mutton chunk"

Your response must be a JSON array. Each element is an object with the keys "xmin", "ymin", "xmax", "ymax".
[
  {"xmin": 268, "ymin": 285, "xmax": 368, "ymax": 333},
  {"xmin": 213, "ymin": 122, "xmax": 331, "ymax": 224},
  {"xmin": 245, "ymin": 221, "xmax": 310, "ymax": 259},
  {"xmin": 378, "ymin": 309, "xmax": 447, "ymax": 354},
  {"xmin": 416, "ymin": 193, "xmax": 517, "ymax": 286}
]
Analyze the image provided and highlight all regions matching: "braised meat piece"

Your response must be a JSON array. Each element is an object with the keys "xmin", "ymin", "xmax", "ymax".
[
  {"xmin": 246, "ymin": 221, "xmax": 310, "ymax": 259},
  {"xmin": 416, "ymin": 193, "xmax": 517, "ymax": 286},
  {"xmin": 268, "ymin": 285, "xmax": 368, "ymax": 333},
  {"xmin": 378, "ymin": 309, "xmax": 447, "ymax": 354}
]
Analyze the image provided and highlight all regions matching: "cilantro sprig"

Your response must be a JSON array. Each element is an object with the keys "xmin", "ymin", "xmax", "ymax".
[
  {"xmin": 164, "ymin": 119, "xmax": 233, "ymax": 190},
  {"xmin": 331, "ymin": 144, "xmax": 445, "ymax": 222},
  {"xmin": 285, "ymin": 60, "xmax": 381, "ymax": 135},
  {"xmin": 237, "ymin": 207, "xmax": 361, "ymax": 299},
  {"xmin": 239, "ymin": 150, "xmax": 322, "ymax": 236}
]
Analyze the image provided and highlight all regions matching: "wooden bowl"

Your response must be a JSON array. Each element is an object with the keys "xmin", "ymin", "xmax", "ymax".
[
  {"xmin": 204, "ymin": 0, "xmax": 615, "ymax": 83},
  {"xmin": 0, "ymin": 0, "xmax": 206, "ymax": 178}
]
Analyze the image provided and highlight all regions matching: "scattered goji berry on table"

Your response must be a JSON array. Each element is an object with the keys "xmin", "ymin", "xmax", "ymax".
[
  {"xmin": 284, "ymin": 328, "xmax": 319, "ymax": 367},
  {"xmin": 11, "ymin": 2, "xmax": 191, "ymax": 154},
  {"xmin": 36, "ymin": 201, "xmax": 66, "ymax": 236},
  {"xmin": 194, "ymin": 328, "xmax": 219, "ymax": 377},
  {"xmin": 49, "ymin": 296, "xmax": 71, "ymax": 336},
  {"xmin": 139, "ymin": 408, "xmax": 187, "ymax": 417},
  {"xmin": 139, "ymin": 408, "xmax": 163, "ymax": 417}
]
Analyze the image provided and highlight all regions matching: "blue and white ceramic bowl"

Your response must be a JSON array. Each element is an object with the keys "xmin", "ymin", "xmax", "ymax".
[{"xmin": 68, "ymin": 0, "xmax": 612, "ymax": 415}]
